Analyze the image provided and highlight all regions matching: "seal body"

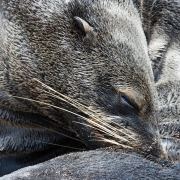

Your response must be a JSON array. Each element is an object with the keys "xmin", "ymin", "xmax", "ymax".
[
  {"xmin": 0, "ymin": 0, "xmax": 179, "ymax": 176},
  {"xmin": 144, "ymin": 0, "xmax": 180, "ymax": 160},
  {"xmin": 2, "ymin": 149, "xmax": 180, "ymax": 180}
]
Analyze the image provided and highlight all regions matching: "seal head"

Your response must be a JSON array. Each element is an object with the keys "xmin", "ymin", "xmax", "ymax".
[{"xmin": 0, "ymin": 0, "xmax": 166, "ymax": 176}]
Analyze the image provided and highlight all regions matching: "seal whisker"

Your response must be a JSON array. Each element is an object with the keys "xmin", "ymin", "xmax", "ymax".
[
  {"xmin": 72, "ymin": 121, "xmax": 136, "ymax": 146},
  {"xmin": 32, "ymin": 78, "xmax": 98, "ymax": 114},
  {"xmin": 39, "ymin": 116, "xmax": 74, "ymax": 133},
  {"xmin": 72, "ymin": 121, "xmax": 110, "ymax": 134},
  {"xmin": 12, "ymin": 95, "xmax": 125, "ymax": 142},
  {"xmin": 32, "ymin": 80, "xmax": 136, "ymax": 141},
  {"xmin": 72, "ymin": 120, "xmax": 135, "ymax": 144},
  {"xmin": 76, "ymin": 119, "xmax": 131, "ymax": 143},
  {"xmin": 13, "ymin": 95, "xmax": 134, "ymax": 144},
  {"xmin": 89, "ymin": 139, "xmax": 133, "ymax": 149},
  {"xmin": 32, "ymin": 79, "xmax": 137, "ymax": 142},
  {"xmin": 39, "ymin": 86, "xmax": 136, "ymax": 141},
  {"xmin": 33, "ymin": 79, "xmax": 83, "ymax": 102},
  {"xmin": 12, "ymin": 95, "xmax": 95, "ymax": 123},
  {"xmin": 96, "ymin": 120, "xmax": 137, "ymax": 141},
  {"xmin": 106, "ymin": 117, "xmax": 137, "ymax": 136},
  {"xmin": 89, "ymin": 138, "xmax": 121, "ymax": 146},
  {"xmin": 37, "ymin": 141, "xmax": 86, "ymax": 151},
  {"xmin": 110, "ymin": 124, "xmax": 137, "ymax": 139},
  {"xmin": 28, "ymin": 122, "xmax": 83, "ymax": 143}
]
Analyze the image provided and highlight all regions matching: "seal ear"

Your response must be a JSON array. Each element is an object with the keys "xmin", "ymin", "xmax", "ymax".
[{"xmin": 73, "ymin": 16, "xmax": 96, "ymax": 45}]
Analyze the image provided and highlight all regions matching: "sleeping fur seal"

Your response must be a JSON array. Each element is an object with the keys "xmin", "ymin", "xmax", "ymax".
[{"xmin": 0, "ymin": 0, "xmax": 180, "ymax": 177}]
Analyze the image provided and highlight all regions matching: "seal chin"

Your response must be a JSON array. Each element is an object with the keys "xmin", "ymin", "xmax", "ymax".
[{"xmin": 71, "ymin": 113, "xmax": 166, "ymax": 159}]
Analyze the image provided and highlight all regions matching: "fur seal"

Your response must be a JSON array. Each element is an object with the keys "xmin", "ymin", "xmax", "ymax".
[
  {"xmin": 1, "ymin": 0, "xmax": 179, "ymax": 177},
  {"xmin": 145, "ymin": 0, "xmax": 180, "ymax": 160}
]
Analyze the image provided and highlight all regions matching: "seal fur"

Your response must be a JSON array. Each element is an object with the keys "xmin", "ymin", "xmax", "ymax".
[{"xmin": 1, "ymin": 0, "xmax": 179, "ymax": 176}]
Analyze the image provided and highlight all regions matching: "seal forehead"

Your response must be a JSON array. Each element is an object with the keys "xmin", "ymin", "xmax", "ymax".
[
  {"xmin": 1, "ymin": 0, "xmax": 156, "ymax": 117},
  {"xmin": 84, "ymin": 1, "xmax": 153, "ymax": 84}
]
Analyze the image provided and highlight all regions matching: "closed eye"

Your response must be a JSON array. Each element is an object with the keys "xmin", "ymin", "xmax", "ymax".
[{"xmin": 119, "ymin": 93, "xmax": 139, "ymax": 111}]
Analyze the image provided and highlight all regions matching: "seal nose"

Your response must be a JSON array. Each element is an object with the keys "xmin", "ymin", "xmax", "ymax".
[{"xmin": 149, "ymin": 137, "xmax": 168, "ymax": 159}]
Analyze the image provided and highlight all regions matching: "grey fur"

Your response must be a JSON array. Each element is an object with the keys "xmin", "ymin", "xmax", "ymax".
[
  {"xmin": 0, "ymin": 0, "xmax": 180, "ymax": 178},
  {"xmin": 2, "ymin": 149, "xmax": 180, "ymax": 180},
  {"xmin": 144, "ymin": 0, "xmax": 180, "ymax": 160}
]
